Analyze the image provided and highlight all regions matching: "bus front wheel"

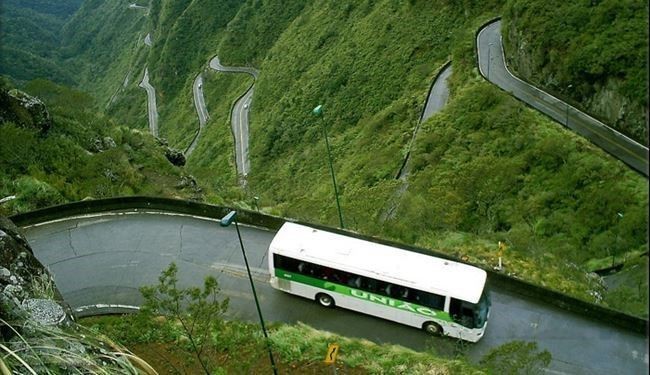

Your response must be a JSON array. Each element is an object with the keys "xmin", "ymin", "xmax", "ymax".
[
  {"xmin": 316, "ymin": 293, "xmax": 335, "ymax": 308},
  {"xmin": 423, "ymin": 322, "xmax": 443, "ymax": 336}
]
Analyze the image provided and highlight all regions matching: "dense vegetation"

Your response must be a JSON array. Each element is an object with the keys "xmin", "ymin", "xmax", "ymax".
[
  {"xmin": 199, "ymin": 0, "xmax": 647, "ymax": 314},
  {"xmin": 502, "ymin": 0, "xmax": 649, "ymax": 144},
  {"xmin": 0, "ymin": 0, "xmax": 81, "ymax": 85},
  {"xmin": 79, "ymin": 264, "xmax": 551, "ymax": 374},
  {"xmin": 0, "ymin": 78, "xmax": 197, "ymax": 216},
  {"xmin": 0, "ymin": 0, "xmax": 647, "ymax": 319}
]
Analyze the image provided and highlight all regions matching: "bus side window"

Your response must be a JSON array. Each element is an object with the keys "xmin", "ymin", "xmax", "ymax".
[
  {"xmin": 332, "ymin": 270, "xmax": 347, "ymax": 284},
  {"xmin": 275, "ymin": 254, "xmax": 299, "ymax": 273},
  {"xmin": 375, "ymin": 280, "xmax": 390, "ymax": 297},
  {"xmin": 347, "ymin": 276, "xmax": 361, "ymax": 288},
  {"xmin": 396, "ymin": 286, "xmax": 409, "ymax": 299},
  {"xmin": 311, "ymin": 263, "xmax": 323, "ymax": 277},
  {"xmin": 321, "ymin": 266, "xmax": 333, "ymax": 280},
  {"xmin": 413, "ymin": 290, "xmax": 444, "ymax": 310},
  {"xmin": 361, "ymin": 277, "xmax": 377, "ymax": 292}
]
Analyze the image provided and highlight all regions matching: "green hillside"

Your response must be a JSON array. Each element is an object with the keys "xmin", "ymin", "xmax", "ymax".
[
  {"xmin": 1, "ymin": 0, "xmax": 647, "ymax": 318},
  {"xmin": 0, "ymin": 0, "xmax": 82, "ymax": 84},
  {"xmin": 59, "ymin": 0, "xmax": 150, "ymax": 111},
  {"xmin": 502, "ymin": 0, "xmax": 649, "ymax": 144},
  {"xmin": 0, "ymin": 79, "xmax": 199, "ymax": 216}
]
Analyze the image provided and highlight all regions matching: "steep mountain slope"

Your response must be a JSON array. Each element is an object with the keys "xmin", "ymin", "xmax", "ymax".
[
  {"xmin": 0, "ymin": 79, "xmax": 200, "ymax": 216},
  {"xmin": 502, "ymin": 0, "xmax": 649, "ymax": 144},
  {"xmin": 3, "ymin": 0, "xmax": 648, "ymax": 316},
  {"xmin": 0, "ymin": 0, "xmax": 82, "ymax": 84},
  {"xmin": 59, "ymin": 0, "xmax": 149, "ymax": 109}
]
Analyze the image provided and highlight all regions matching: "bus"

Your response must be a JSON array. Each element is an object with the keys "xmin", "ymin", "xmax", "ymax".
[{"xmin": 268, "ymin": 222, "xmax": 490, "ymax": 342}]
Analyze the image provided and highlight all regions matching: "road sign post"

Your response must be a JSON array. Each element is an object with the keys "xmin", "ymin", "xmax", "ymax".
[
  {"xmin": 497, "ymin": 241, "xmax": 507, "ymax": 271},
  {"xmin": 324, "ymin": 343, "xmax": 339, "ymax": 373}
]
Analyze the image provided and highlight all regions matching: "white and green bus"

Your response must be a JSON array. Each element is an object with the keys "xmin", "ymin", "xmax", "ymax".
[{"xmin": 268, "ymin": 222, "xmax": 490, "ymax": 342}]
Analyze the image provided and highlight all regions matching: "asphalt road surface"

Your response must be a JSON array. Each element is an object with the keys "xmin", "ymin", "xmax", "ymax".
[
  {"xmin": 209, "ymin": 56, "xmax": 259, "ymax": 181},
  {"xmin": 383, "ymin": 64, "xmax": 453, "ymax": 221},
  {"xmin": 421, "ymin": 64, "xmax": 452, "ymax": 124},
  {"xmin": 477, "ymin": 20, "xmax": 648, "ymax": 177},
  {"xmin": 24, "ymin": 211, "xmax": 649, "ymax": 375},
  {"xmin": 185, "ymin": 74, "xmax": 209, "ymax": 157},
  {"xmin": 138, "ymin": 67, "xmax": 158, "ymax": 137}
]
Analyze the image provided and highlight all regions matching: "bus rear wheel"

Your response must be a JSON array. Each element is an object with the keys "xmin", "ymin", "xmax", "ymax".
[
  {"xmin": 423, "ymin": 322, "xmax": 443, "ymax": 336},
  {"xmin": 316, "ymin": 293, "xmax": 335, "ymax": 308}
]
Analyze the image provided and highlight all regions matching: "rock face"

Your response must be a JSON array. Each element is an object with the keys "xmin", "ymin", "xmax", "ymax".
[
  {"xmin": 0, "ymin": 88, "xmax": 52, "ymax": 133},
  {"xmin": 0, "ymin": 216, "xmax": 154, "ymax": 373},
  {"xmin": 0, "ymin": 216, "xmax": 71, "ymax": 338},
  {"xmin": 165, "ymin": 147, "xmax": 186, "ymax": 166},
  {"xmin": 91, "ymin": 136, "xmax": 118, "ymax": 153}
]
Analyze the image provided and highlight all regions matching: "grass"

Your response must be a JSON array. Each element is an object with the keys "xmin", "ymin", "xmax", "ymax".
[
  {"xmin": 80, "ymin": 315, "xmax": 485, "ymax": 374},
  {"xmin": 0, "ymin": 317, "xmax": 157, "ymax": 375}
]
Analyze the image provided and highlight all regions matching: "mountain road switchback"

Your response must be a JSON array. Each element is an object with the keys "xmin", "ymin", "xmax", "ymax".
[
  {"xmin": 477, "ymin": 20, "xmax": 648, "ymax": 177},
  {"xmin": 24, "ymin": 211, "xmax": 649, "ymax": 375}
]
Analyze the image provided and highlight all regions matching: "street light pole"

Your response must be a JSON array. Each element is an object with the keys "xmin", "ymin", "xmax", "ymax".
[
  {"xmin": 312, "ymin": 105, "xmax": 344, "ymax": 229},
  {"xmin": 220, "ymin": 211, "xmax": 278, "ymax": 375}
]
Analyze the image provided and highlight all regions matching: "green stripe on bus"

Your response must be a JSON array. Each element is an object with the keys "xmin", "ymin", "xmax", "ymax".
[{"xmin": 275, "ymin": 269, "xmax": 452, "ymax": 322}]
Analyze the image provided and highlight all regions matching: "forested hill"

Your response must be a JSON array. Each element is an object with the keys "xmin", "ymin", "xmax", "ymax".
[
  {"xmin": 1, "ymin": 0, "xmax": 648, "ymax": 317},
  {"xmin": 502, "ymin": 0, "xmax": 649, "ymax": 145},
  {"xmin": 0, "ymin": 0, "xmax": 83, "ymax": 84}
]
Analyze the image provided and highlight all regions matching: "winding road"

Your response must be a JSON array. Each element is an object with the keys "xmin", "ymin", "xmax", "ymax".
[
  {"xmin": 477, "ymin": 20, "xmax": 649, "ymax": 177},
  {"xmin": 138, "ymin": 67, "xmax": 158, "ymax": 137},
  {"xmin": 23, "ymin": 211, "xmax": 649, "ymax": 375},
  {"xmin": 382, "ymin": 63, "xmax": 453, "ymax": 221},
  {"xmin": 209, "ymin": 56, "xmax": 259, "ymax": 181},
  {"xmin": 185, "ymin": 74, "xmax": 209, "ymax": 157}
]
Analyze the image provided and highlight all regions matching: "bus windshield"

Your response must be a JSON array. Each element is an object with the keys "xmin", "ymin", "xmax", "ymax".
[{"xmin": 450, "ymin": 290, "xmax": 490, "ymax": 329}]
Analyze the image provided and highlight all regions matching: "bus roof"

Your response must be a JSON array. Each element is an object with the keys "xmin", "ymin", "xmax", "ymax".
[{"xmin": 269, "ymin": 222, "xmax": 487, "ymax": 303}]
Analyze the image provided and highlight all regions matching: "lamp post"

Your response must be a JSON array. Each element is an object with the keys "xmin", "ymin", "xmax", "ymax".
[
  {"xmin": 312, "ymin": 104, "xmax": 344, "ymax": 228},
  {"xmin": 565, "ymin": 84, "xmax": 573, "ymax": 126},
  {"xmin": 220, "ymin": 211, "xmax": 277, "ymax": 375}
]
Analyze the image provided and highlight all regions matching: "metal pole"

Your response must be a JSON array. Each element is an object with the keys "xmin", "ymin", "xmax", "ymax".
[
  {"xmin": 233, "ymin": 220, "xmax": 278, "ymax": 375},
  {"xmin": 321, "ymin": 121, "xmax": 344, "ymax": 229}
]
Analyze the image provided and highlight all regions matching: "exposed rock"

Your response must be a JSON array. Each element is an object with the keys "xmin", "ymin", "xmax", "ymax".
[
  {"xmin": 91, "ymin": 136, "xmax": 117, "ymax": 153},
  {"xmin": 155, "ymin": 136, "xmax": 169, "ymax": 146},
  {"xmin": 23, "ymin": 298, "xmax": 66, "ymax": 325},
  {"xmin": 176, "ymin": 174, "xmax": 198, "ymax": 189},
  {"xmin": 1, "ymin": 215, "xmax": 154, "ymax": 372},
  {"xmin": 0, "ymin": 216, "xmax": 73, "ymax": 339},
  {"xmin": 165, "ymin": 147, "xmax": 186, "ymax": 166},
  {"xmin": 103, "ymin": 168, "xmax": 118, "ymax": 182},
  {"xmin": 0, "ymin": 88, "xmax": 52, "ymax": 133}
]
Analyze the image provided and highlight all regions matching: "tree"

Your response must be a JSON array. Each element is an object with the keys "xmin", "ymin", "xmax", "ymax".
[{"xmin": 139, "ymin": 263, "xmax": 229, "ymax": 375}]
